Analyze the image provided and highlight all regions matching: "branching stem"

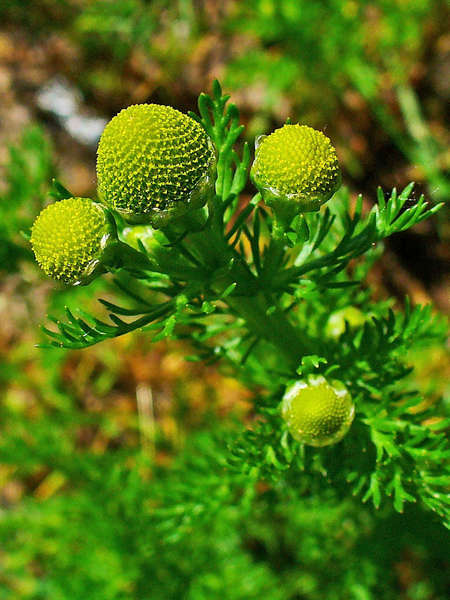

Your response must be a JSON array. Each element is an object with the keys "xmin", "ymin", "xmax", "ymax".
[{"xmin": 180, "ymin": 218, "xmax": 307, "ymax": 370}]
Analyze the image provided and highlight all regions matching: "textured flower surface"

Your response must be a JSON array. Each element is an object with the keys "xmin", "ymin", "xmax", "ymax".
[
  {"xmin": 97, "ymin": 104, "xmax": 215, "ymax": 225},
  {"xmin": 251, "ymin": 124, "xmax": 341, "ymax": 212},
  {"xmin": 281, "ymin": 375, "xmax": 354, "ymax": 446},
  {"xmin": 31, "ymin": 197, "xmax": 110, "ymax": 284}
]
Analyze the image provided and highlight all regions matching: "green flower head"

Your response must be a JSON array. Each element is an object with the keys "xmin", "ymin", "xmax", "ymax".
[
  {"xmin": 251, "ymin": 124, "xmax": 341, "ymax": 214},
  {"xmin": 281, "ymin": 375, "xmax": 354, "ymax": 447},
  {"xmin": 96, "ymin": 104, "xmax": 215, "ymax": 227},
  {"xmin": 31, "ymin": 197, "xmax": 112, "ymax": 285}
]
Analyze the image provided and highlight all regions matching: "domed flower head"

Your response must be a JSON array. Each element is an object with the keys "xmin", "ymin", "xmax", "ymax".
[
  {"xmin": 251, "ymin": 124, "xmax": 341, "ymax": 214},
  {"xmin": 281, "ymin": 375, "xmax": 354, "ymax": 447},
  {"xmin": 96, "ymin": 104, "xmax": 215, "ymax": 227},
  {"xmin": 31, "ymin": 197, "xmax": 113, "ymax": 285}
]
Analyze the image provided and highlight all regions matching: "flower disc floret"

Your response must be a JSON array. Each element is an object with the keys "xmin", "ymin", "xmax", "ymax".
[
  {"xmin": 96, "ymin": 104, "xmax": 215, "ymax": 225},
  {"xmin": 251, "ymin": 124, "xmax": 341, "ymax": 212},
  {"xmin": 281, "ymin": 375, "xmax": 354, "ymax": 447},
  {"xmin": 31, "ymin": 197, "xmax": 111, "ymax": 285}
]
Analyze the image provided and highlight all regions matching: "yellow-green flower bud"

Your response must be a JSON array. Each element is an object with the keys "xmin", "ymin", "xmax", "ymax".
[
  {"xmin": 281, "ymin": 375, "xmax": 354, "ymax": 447},
  {"xmin": 251, "ymin": 124, "xmax": 341, "ymax": 214},
  {"xmin": 325, "ymin": 306, "xmax": 366, "ymax": 339},
  {"xmin": 96, "ymin": 104, "xmax": 215, "ymax": 227},
  {"xmin": 31, "ymin": 197, "xmax": 113, "ymax": 285}
]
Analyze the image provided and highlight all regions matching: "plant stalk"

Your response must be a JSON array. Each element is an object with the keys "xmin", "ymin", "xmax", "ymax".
[{"xmin": 182, "ymin": 220, "xmax": 307, "ymax": 371}]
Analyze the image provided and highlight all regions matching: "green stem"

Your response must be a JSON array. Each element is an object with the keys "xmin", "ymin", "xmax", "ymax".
[
  {"xmin": 226, "ymin": 294, "xmax": 307, "ymax": 370},
  {"xmin": 261, "ymin": 236, "xmax": 285, "ymax": 283},
  {"xmin": 259, "ymin": 200, "xmax": 296, "ymax": 282},
  {"xmin": 181, "ymin": 221, "xmax": 308, "ymax": 371}
]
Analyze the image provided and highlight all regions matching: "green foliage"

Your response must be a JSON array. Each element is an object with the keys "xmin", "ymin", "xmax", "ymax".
[
  {"xmin": 73, "ymin": 0, "xmax": 194, "ymax": 67},
  {"xmin": 0, "ymin": 126, "xmax": 54, "ymax": 273},
  {"xmin": 225, "ymin": 0, "xmax": 449, "ymax": 201},
  {"xmin": 227, "ymin": 0, "xmax": 434, "ymax": 97},
  {"xmin": 1, "ymin": 82, "xmax": 448, "ymax": 599},
  {"xmin": 36, "ymin": 83, "xmax": 449, "ymax": 535},
  {"xmin": 7, "ymin": 0, "xmax": 447, "ymax": 200},
  {"xmin": 75, "ymin": 0, "xmax": 157, "ymax": 61},
  {"xmin": 1, "ymin": 417, "xmax": 449, "ymax": 599}
]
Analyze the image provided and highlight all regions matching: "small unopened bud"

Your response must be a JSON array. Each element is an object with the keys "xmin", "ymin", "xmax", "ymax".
[
  {"xmin": 281, "ymin": 375, "xmax": 354, "ymax": 447},
  {"xmin": 325, "ymin": 306, "xmax": 366, "ymax": 339}
]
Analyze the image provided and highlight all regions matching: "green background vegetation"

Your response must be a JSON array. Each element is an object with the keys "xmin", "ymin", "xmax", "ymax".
[{"xmin": 0, "ymin": 2, "xmax": 448, "ymax": 598}]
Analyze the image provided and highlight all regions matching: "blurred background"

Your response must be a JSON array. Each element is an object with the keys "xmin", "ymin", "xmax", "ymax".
[{"xmin": 0, "ymin": 1, "xmax": 449, "ymax": 598}]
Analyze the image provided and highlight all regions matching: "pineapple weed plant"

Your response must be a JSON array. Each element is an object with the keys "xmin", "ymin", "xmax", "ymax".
[{"xmin": 24, "ymin": 82, "xmax": 449, "ymax": 594}]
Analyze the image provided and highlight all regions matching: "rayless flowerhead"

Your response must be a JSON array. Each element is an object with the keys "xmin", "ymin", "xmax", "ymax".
[
  {"xmin": 251, "ymin": 124, "xmax": 341, "ymax": 214},
  {"xmin": 96, "ymin": 104, "xmax": 215, "ymax": 227},
  {"xmin": 31, "ymin": 197, "xmax": 113, "ymax": 285},
  {"xmin": 281, "ymin": 375, "xmax": 354, "ymax": 447}
]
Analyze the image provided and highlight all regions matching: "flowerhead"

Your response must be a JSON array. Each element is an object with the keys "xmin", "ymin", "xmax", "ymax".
[
  {"xmin": 96, "ymin": 104, "xmax": 215, "ymax": 227},
  {"xmin": 281, "ymin": 375, "xmax": 354, "ymax": 447},
  {"xmin": 31, "ymin": 197, "xmax": 112, "ymax": 285},
  {"xmin": 251, "ymin": 124, "xmax": 341, "ymax": 213}
]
